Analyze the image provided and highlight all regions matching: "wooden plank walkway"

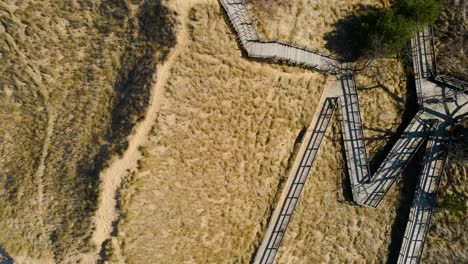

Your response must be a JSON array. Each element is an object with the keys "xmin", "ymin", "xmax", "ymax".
[
  {"xmin": 253, "ymin": 75, "xmax": 435, "ymax": 263},
  {"xmin": 247, "ymin": 41, "xmax": 338, "ymax": 72},
  {"xmin": 219, "ymin": 0, "xmax": 259, "ymax": 47},
  {"xmin": 253, "ymin": 76, "xmax": 438, "ymax": 264},
  {"xmin": 391, "ymin": 27, "xmax": 458, "ymax": 264},
  {"xmin": 339, "ymin": 74, "xmax": 372, "ymax": 187},
  {"xmin": 411, "ymin": 26, "xmax": 438, "ymax": 109}
]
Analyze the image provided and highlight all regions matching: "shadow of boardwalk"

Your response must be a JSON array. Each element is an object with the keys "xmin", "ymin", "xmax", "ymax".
[
  {"xmin": 338, "ymin": 134, "xmax": 356, "ymax": 203},
  {"xmin": 248, "ymin": 129, "xmax": 305, "ymax": 263}
]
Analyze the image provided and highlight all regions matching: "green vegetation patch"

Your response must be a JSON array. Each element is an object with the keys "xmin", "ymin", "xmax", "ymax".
[{"xmin": 439, "ymin": 192, "xmax": 467, "ymax": 218}]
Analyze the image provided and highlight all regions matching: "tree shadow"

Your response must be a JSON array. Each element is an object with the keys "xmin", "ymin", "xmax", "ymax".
[
  {"xmin": 363, "ymin": 126, "xmax": 395, "ymax": 143},
  {"xmin": 82, "ymin": 0, "xmax": 176, "ymax": 260},
  {"xmin": 448, "ymin": 120, "xmax": 468, "ymax": 161},
  {"xmin": 324, "ymin": 5, "xmax": 381, "ymax": 62},
  {"xmin": 358, "ymin": 82, "xmax": 406, "ymax": 105},
  {"xmin": 330, "ymin": 118, "xmax": 356, "ymax": 203}
]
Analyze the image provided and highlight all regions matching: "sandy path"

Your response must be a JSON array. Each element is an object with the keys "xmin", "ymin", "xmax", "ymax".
[
  {"xmin": 34, "ymin": 109, "xmax": 55, "ymax": 216},
  {"xmin": 89, "ymin": 0, "xmax": 213, "ymax": 261}
]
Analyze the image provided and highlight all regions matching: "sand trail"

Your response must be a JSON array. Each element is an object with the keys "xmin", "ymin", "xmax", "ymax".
[
  {"xmin": 34, "ymin": 108, "xmax": 55, "ymax": 217},
  {"xmin": 89, "ymin": 0, "xmax": 214, "ymax": 261}
]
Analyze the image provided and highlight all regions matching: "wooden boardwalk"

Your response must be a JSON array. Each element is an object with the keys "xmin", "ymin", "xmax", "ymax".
[
  {"xmin": 395, "ymin": 27, "xmax": 464, "ymax": 264},
  {"xmin": 253, "ymin": 76, "xmax": 437, "ymax": 263},
  {"xmin": 219, "ymin": 0, "xmax": 259, "ymax": 46},
  {"xmin": 219, "ymin": 1, "xmax": 463, "ymax": 263}
]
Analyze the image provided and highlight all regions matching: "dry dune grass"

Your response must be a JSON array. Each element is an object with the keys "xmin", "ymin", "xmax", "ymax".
[{"xmin": 118, "ymin": 3, "xmax": 328, "ymax": 263}]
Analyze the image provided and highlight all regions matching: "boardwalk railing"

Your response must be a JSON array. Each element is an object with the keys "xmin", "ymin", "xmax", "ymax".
[
  {"xmin": 412, "ymin": 26, "xmax": 438, "ymax": 109},
  {"xmin": 338, "ymin": 76, "xmax": 434, "ymax": 207},
  {"xmin": 246, "ymin": 41, "xmax": 340, "ymax": 73},
  {"xmin": 411, "ymin": 36, "xmax": 425, "ymax": 109},
  {"xmin": 413, "ymin": 27, "xmax": 437, "ymax": 80},
  {"xmin": 254, "ymin": 76, "xmax": 435, "ymax": 263},
  {"xmin": 219, "ymin": 0, "xmax": 259, "ymax": 46}
]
